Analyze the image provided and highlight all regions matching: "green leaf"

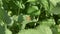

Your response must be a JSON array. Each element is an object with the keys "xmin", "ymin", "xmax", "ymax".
[
  {"xmin": 40, "ymin": 0, "xmax": 49, "ymax": 10},
  {"xmin": 50, "ymin": 5, "xmax": 60, "ymax": 15},
  {"xmin": 0, "ymin": 25, "xmax": 5, "ymax": 34},
  {"xmin": 12, "ymin": 15, "xmax": 18, "ymax": 21},
  {"xmin": 50, "ymin": 25, "xmax": 58, "ymax": 34},
  {"xmin": 0, "ymin": 8, "xmax": 4, "ymax": 20},
  {"xmin": 5, "ymin": 28, "xmax": 12, "ymax": 34},
  {"xmin": 0, "ymin": 8, "xmax": 11, "ymax": 24},
  {"xmin": 32, "ymin": 10, "xmax": 41, "ymax": 16},
  {"xmin": 18, "ymin": 25, "xmax": 52, "ymax": 34},
  {"xmin": 21, "ymin": 15, "xmax": 31, "ymax": 29},
  {"xmin": 18, "ymin": 2, "xmax": 25, "ymax": 9},
  {"xmin": 27, "ymin": 0, "xmax": 37, "ymax": 2},
  {"xmin": 18, "ymin": 14, "xmax": 24, "ymax": 23},
  {"xmin": 27, "ymin": 6, "xmax": 38, "ymax": 14},
  {"xmin": 49, "ymin": 2, "xmax": 55, "ymax": 11},
  {"xmin": 40, "ymin": 18, "xmax": 55, "ymax": 26},
  {"xmin": 37, "ymin": 25, "xmax": 52, "ymax": 34},
  {"xmin": 58, "ymin": 32, "xmax": 60, "ymax": 34},
  {"xmin": 0, "ymin": 25, "xmax": 12, "ymax": 34},
  {"xmin": 50, "ymin": 0, "xmax": 60, "ymax": 6}
]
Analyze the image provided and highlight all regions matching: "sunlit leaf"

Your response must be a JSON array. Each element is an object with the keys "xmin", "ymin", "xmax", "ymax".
[
  {"xmin": 40, "ymin": 18, "xmax": 55, "ymax": 26},
  {"xmin": 50, "ymin": 4, "xmax": 60, "ymax": 14},
  {"xmin": 5, "ymin": 28, "xmax": 12, "ymax": 34},
  {"xmin": 50, "ymin": 0, "xmax": 60, "ymax": 6},
  {"xmin": 27, "ymin": 6, "xmax": 38, "ymax": 14},
  {"xmin": 39, "ymin": 0, "xmax": 49, "ymax": 10},
  {"xmin": 27, "ymin": 0, "xmax": 37, "ymax": 2},
  {"xmin": 18, "ymin": 25, "xmax": 52, "ymax": 34}
]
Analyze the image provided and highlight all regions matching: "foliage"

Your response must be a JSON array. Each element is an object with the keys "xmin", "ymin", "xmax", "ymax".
[{"xmin": 0, "ymin": 0, "xmax": 60, "ymax": 34}]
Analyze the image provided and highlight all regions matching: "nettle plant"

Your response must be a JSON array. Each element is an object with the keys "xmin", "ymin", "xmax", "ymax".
[{"xmin": 0, "ymin": 0, "xmax": 60, "ymax": 34}]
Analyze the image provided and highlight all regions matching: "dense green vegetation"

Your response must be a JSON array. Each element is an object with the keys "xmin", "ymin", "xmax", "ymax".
[{"xmin": 0, "ymin": 0, "xmax": 60, "ymax": 34}]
